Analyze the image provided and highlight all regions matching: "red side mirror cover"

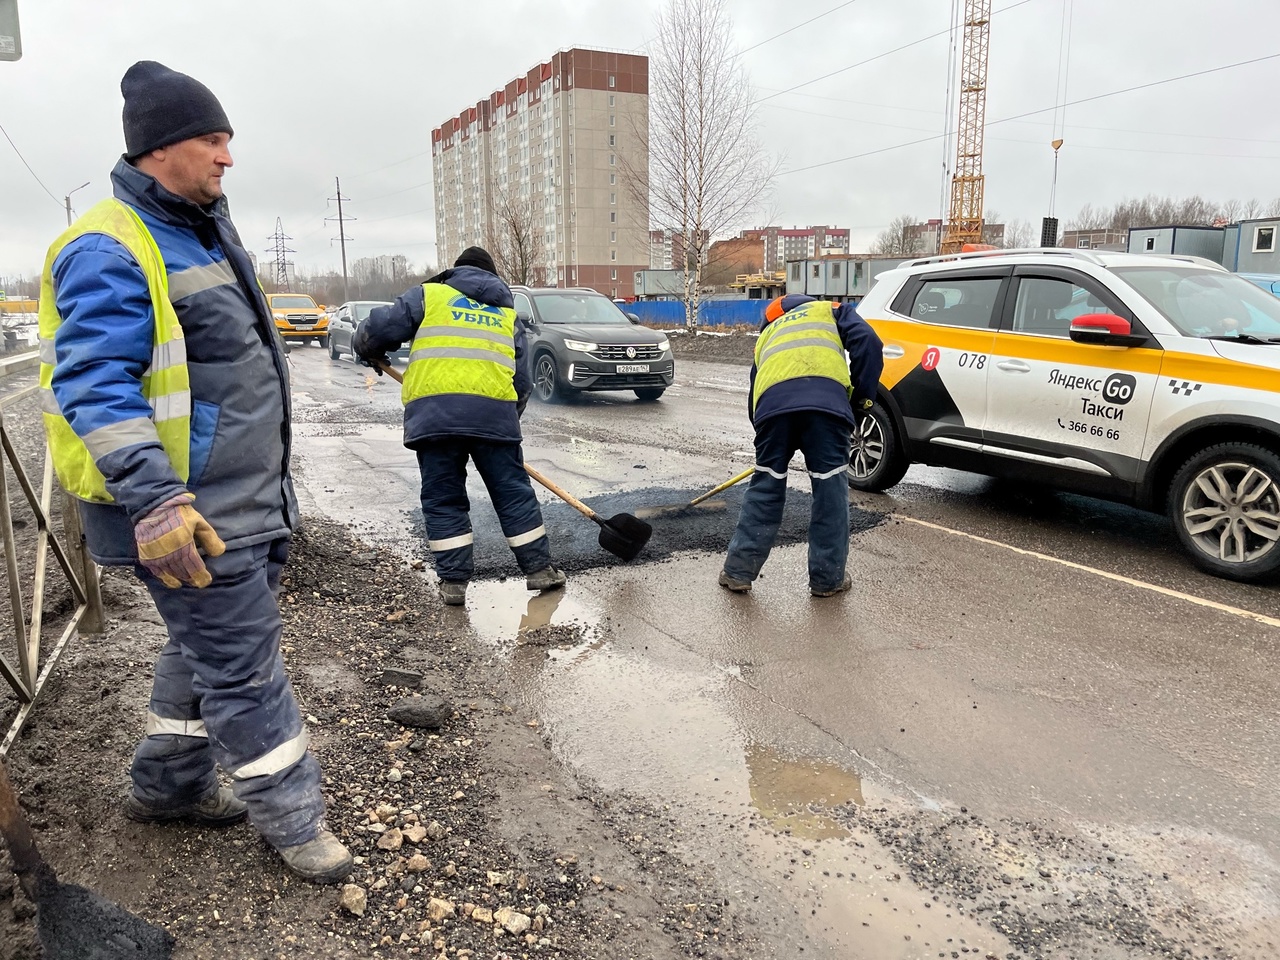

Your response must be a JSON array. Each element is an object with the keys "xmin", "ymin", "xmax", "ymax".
[{"xmin": 1070, "ymin": 313, "xmax": 1131, "ymax": 336}]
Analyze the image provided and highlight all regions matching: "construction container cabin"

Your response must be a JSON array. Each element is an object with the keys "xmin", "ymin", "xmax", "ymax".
[
  {"xmin": 1222, "ymin": 217, "xmax": 1280, "ymax": 273},
  {"xmin": 784, "ymin": 257, "xmax": 905, "ymax": 302},
  {"xmin": 1127, "ymin": 226, "xmax": 1226, "ymax": 265}
]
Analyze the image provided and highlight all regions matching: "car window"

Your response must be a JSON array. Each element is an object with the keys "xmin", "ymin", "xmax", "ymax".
[
  {"xmin": 908, "ymin": 277, "xmax": 1002, "ymax": 329},
  {"xmin": 1010, "ymin": 277, "xmax": 1102, "ymax": 338},
  {"xmin": 533, "ymin": 292, "xmax": 630, "ymax": 324},
  {"xmin": 354, "ymin": 302, "xmax": 389, "ymax": 322},
  {"xmin": 513, "ymin": 292, "xmax": 534, "ymax": 317},
  {"xmin": 270, "ymin": 295, "xmax": 317, "ymax": 310},
  {"xmin": 1113, "ymin": 266, "xmax": 1280, "ymax": 339}
]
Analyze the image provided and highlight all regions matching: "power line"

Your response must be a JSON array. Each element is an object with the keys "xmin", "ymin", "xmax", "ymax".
[
  {"xmin": 346, "ymin": 149, "xmax": 433, "ymax": 180},
  {"xmin": 779, "ymin": 49, "xmax": 1280, "ymax": 176},
  {"xmin": 755, "ymin": 0, "xmax": 1039, "ymax": 104},
  {"xmin": 740, "ymin": 0, "xmax": 863, "ymax": 55},
  {"xmin": 0, "ymin": 121, "xmax": 63, "ymax": 208},
  {"xmin": 359, "ymin": 180, "xmax": 433, "ymax": 205}
]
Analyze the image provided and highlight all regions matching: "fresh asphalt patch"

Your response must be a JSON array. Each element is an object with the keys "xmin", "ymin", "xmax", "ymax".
[{"xmin": 407, "ymin": 483, "xmax": 888, "ymax": 578}]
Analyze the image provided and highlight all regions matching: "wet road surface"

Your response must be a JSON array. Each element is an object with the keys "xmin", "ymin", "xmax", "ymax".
[{"xmin": 288, "ymin": 345, "xmax": 1280, "ymax": 958}]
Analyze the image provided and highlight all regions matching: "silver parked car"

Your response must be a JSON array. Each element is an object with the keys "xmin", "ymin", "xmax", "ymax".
[{"xmin": 325, "ymin": 300, "xmax": 397, "ymax": 361}]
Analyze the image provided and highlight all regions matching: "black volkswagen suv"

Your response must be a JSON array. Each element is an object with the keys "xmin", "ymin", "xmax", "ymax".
[{"xmin": 511, "ymin": 286, "xmax": 675, "ymax": 402}]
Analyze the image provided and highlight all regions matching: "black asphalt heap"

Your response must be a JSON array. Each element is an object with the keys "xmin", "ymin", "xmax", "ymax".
[{"xmin": 408, "ymin": 484, "xmax": 887, "ymax": 577}]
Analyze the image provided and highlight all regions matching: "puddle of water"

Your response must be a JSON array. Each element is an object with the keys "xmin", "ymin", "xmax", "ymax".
[{"xmin": 746, "ymin": 743, "xmax": 863, "ymax": 841}]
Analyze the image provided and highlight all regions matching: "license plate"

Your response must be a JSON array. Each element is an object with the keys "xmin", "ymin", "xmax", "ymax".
[
  {"xmin": 292, "ymin": 325, "xmax": 315, "ymax": 331},
  {"xmin": 616, "ymin": 364, "xmax": 650, "ymax": 374}
]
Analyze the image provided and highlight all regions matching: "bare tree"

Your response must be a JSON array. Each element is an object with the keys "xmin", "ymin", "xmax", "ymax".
[
  {"xmin": 871, "ymin": 215, "xmax": 924, "ymax": 257},
  {"xmin": 1002, "ymin": 218, "xmax": 1035, "ymax": 249},
  {"xmin": 485, "ymin": 185, "xmax": 543, "ymax": 288},
  {"xmin": 621, "ymin": 0, "xmax": 779, "ymax": 330},
  {"xmin": 1267, "ymin": 197, "xmax": 1280, "ymax": 218},
  {"xmin": 1241, "ymin": 198, "xmax": 1264, "ymax": 221}
]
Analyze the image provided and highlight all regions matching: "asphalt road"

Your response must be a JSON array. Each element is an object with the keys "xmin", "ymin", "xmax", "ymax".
[{"xmin": 288, "ymin": 343, "xmax": 1280, "ymax": 959}]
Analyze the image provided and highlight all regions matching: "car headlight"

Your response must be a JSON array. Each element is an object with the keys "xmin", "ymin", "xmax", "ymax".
[
  {"xmin": 563, "ymin": 339, "xmax": 598, "ymax": 352},
  {"xmin": 656, "ymin": 338, "xmax": 670, "ymax": 352}
]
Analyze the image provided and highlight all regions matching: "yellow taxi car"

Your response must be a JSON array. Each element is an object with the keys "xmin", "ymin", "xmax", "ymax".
[
  {"xmin": 267, "ymin": 292, "xmax": 327, "ymax": 344},
  {"xmin": 850, "ymin": 248, "xmax": 1280, "ymax": 582}
]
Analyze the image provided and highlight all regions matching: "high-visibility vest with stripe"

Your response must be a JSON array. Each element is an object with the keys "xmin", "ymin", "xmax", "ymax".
[
  {"xmin": 751, "ymin": 300, "xmax": 852, "ymax": 413},
  {"xmin": 39, "ymin": 199, "xmax": 191, "ymax": 502},
  {"xmin": 403, "ymin": 282, "xmax": 518, "ymax": 405}
]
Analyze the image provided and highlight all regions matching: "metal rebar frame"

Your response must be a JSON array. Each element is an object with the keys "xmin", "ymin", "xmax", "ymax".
[
  {"xmin": 941, "ymin": 0, "xmax": 992, "ymax": 254},
  {"xmin": 0, "ymin": 385, "xmax": 103, "ymax": 757}
]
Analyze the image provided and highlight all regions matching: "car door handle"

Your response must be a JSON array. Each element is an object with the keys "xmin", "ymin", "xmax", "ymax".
[
  {"xmin": 882, "ymin": 344, "xmax": 905, "ymax": 359},
  {"xmin": 996, "ymin": 360, "xmax": 1031, "ymax": 373}
]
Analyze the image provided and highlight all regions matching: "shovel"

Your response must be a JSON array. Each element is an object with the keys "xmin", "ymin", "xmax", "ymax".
[
  {"xmin": 373, "ymin": 360, "xmax": 652, "ymax": 562},
  {"xmin": 0, "ymin": 758, "xmax": 175, "ymax": 960},
  {"xmin": 635, "ymin": 466, "xmax": 755, "ymax": 520}
]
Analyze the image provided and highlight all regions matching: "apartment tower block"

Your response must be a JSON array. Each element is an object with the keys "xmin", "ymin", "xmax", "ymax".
[{"xmin": 432, "ymin": 48, "xmax": 649, "ymax": 298}]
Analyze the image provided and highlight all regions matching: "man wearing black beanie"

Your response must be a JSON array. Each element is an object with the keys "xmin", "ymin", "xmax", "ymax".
[
  {"xmin": 353, "ymin": 247, "xmax": 566, "ymax": 607},
  {"xmin": 38, "ymin": 61, "xmax": 351, "ymax": 883}
]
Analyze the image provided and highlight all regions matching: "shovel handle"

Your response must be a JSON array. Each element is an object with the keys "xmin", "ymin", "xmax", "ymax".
[
  {"xmin": 0, "ymin": 758, "xmax": 44, "ymax": 884},
  {"xmin": 523, "ymin": 464, "xmax": 600, "ymax": 523},
  {"xmin": 689, "ymin": 467, "xmax": 755, "ymax": 508},
  {"xmin": 376, "ymin": 360, "xmax": 404, "ymax": 383}
]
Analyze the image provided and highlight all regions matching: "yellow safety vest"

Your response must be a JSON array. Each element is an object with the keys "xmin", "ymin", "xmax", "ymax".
[
  {"xmin": 752, "ymin": 300, "xmax": 852, "ymax": 413},
  {"xmin": 39, "ymin": 199, "xmax": 191, "ymax": 502},
  {"xmin": 403, "ymin": 283, "xmax": 518, "ymax": 405}
]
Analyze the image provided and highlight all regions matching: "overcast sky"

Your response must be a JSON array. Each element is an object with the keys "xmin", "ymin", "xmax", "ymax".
[{"xmin": 3, "ymin": 0, "xmax": 1279, "ymax": 280}]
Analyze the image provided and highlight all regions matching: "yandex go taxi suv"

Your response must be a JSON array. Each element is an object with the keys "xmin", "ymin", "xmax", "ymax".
[
  {"xmin": 849, "ymin": 248, "xmax": 1280, "ymax": 582},
  {"xmin": 267, "ymin": 292, "xmax": 328, "ymax": 345}
]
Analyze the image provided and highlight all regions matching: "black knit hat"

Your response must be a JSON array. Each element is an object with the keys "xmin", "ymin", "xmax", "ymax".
[
  {"xmin": 454, "ymin": 246, "xmax": 498, "ymax": 276},
  {"xmin": 121, "ymin": 61, "xmax": 233, "ymax": 159}
]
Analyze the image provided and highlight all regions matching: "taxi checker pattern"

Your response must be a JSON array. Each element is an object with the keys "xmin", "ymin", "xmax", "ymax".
[{"xmin": 848, "ymin": 248, "xmax": 1280, "ymax": 583}]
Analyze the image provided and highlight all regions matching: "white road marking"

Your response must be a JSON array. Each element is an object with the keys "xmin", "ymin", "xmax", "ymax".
[{"xmin": 894, "ymin": 514, "xmax": 1280, "ymax": 630}]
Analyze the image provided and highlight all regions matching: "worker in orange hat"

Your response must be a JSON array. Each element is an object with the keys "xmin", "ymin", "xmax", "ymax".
[{"xmin": 719, "ymin": 295, "xmax": 883, "ymax": 597}]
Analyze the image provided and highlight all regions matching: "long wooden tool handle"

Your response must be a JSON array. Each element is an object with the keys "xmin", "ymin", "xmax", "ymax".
[
  {"xmin": 0, "ymin": 759, "xmax": 44, "ymax": 881},
  {"xmin": 376, "ymin": 360, "xmax": 404, "ymax": 383},
  {"xmin": 523, "ymin": 464, "xmax": 600, "ymax": 523},
  {"xmin": 689, "ymin": 467, "xmax": 755, "ymax": 508}
]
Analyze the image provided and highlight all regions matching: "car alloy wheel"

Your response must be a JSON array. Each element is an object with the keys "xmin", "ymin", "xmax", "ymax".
[
  {"xmin": 848, "ymin": 413, "xmax": 886, "ymax": 481},
  {"xmin": 534, "ymin": 355, "xmax": 560, "ymax": 402},
  {"xmin": 1180, "ymin": 460, "xmax": 1280, "ymax": 565}
]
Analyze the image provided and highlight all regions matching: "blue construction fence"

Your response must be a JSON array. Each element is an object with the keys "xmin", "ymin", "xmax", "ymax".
[{"xmin": 626, "ymin": 300, "xmax": 767, "ymax": 329}]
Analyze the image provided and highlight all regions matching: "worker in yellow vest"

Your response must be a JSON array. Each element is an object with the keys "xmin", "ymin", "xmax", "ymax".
[
  {"xmin": 719, "ymin": 295, "xmax": 884, "ymax": 597},
  {"xmin": 40, "ymin": 61, "xmax": 350, "ymax": 883},
  {"xmin": 353, "ymin": 247, "xmax": 565, "ymax": 607}
]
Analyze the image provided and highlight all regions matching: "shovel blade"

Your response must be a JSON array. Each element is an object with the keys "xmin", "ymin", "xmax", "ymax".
[{"xmin": 597, "ymin": 512, "xmax": 652, "ymax": 562}]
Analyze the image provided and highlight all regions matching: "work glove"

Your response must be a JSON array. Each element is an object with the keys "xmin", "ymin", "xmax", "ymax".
[
  {"xmin": 516, "ymin": 396, "xmax": 529, "ymax": 418},
  {"xmin": 134, "ymin": 493, "xmax": 226, "ymax": 589},
  {"xmin": 358, "ymin": 354, "xmax": 390, "ymax": 375}
]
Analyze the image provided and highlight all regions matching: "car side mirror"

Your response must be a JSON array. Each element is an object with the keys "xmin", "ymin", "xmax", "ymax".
[
  {"xmin": 1069, "ymin": 313, "xmax": 1147, "ymax": 348},
  {"xmin": 626, "ymin": 313, "xmax": 640, "ymax": 324},
  {"xmin": 517, "ymin": 311, "xmax": 535, "ymax": 328}
]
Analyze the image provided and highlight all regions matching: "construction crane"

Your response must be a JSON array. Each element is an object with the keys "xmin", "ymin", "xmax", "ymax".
[{"xmin": 940, "ymin": 0, "xmax": 992, "ymax": 254}]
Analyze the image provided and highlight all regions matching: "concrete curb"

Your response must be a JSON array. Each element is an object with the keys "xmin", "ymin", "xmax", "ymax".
[{"xmin": 0, "ymin": 351, "xmax": 38, "ymax": 379}]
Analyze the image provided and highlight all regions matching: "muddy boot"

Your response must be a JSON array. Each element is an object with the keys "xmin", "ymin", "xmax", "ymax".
[
  {"xmin": 718, "ymin": 570, "xmax": 752, "ymax": 593},
  {"xmin": 276, "ymin": 829, "xmax": 353, "ymax": 884},
  {"xmin": 124, "ymin": 785, "xmax": 247, "ymax": 827},
  {"xmin": 810, "ymin": 574, "xmax": 852, "ymax": 598},
  {"xmin": 439, "ymin": 581, "xmax": 468, "ymax": 606},
  {"xmin": 526, "ymin": 566, "xmax": 567, "ymax": 592}
]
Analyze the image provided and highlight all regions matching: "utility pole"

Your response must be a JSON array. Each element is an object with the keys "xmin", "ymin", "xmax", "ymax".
[
  {"xmin": 266, "ymin": 218, "xmax": 295, "ymax": 291},
  {"xmin": 327, "ymin": 178, "xmax": 354, "ymax": 302},
  {"xmin": 64, "ymin": 181, "xmax": 90, "ymax": 227}
]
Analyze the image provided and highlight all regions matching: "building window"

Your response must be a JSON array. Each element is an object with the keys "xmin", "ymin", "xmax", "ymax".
[
  {"xmin": 609, "ymin": 134, "xmax": 615, "ymax": 146},
  {"xmin": 609, "ymin": 154, "xmax": 615, "ymax": 165},
  {"xmin": 610, "ymin": 173, "xmax": 616, "ymax": 185},
  {"xmin": 1077, "ymin": 238, "xmax": 1091, "ymax": 248},
  {"xmin": 609, "ymin": 95, "xmax": 615, "ymax": 107},
  {"xmin": 811, "ymin": 264, "xmax": 820, "ymax": 278},
  {"xmin": 832, "ymin": 263, "xmax": 841, "ymax": 279},
  {"xmin": 1254, "ymin": 226, "xmax": 1275, "ymax": 253},
  {"xmin": 610, "ymin": 193, "xmax": 616, "ymax": 204},
  {"xmin": 611, "ymin": 268, "xmax": 617, "ymax": 281},
  {"xmin": 610, "ymin": 212, "xmax": 617, "ymax": 223},
  {"xmin": 791, "ymin": 263, "xmax": 801, "ymax": 281},
  {"xmin": 610, "ymin": 231, "xmax": 616, "ymax": 242},
  {"xmin": 611, "ymin": 250, "xmax": 616, "ymax": 261},
  {"xmin": 1145, "ymin": 236, "xmax": 1155, "ymax": 251},
  {"xmin": 609, "ymin": 115, "xmax": 615, "ymax": 127},
  {"xmin": 609, "ymin": 75, "xmax": 615, "ymax": 88}
]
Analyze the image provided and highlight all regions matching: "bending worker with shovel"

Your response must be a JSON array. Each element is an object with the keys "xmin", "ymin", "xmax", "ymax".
[
  {"xmin": 719, "ymin": 294, "xmax": 883, "ymax": 597},
  {"xmin": 354, "ymin": 247, "xmax": 567, "ymax": 606}
]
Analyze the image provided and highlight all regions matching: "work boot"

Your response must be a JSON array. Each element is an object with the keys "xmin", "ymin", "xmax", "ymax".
[
  {"xmin": 526, "ymin": 566, "xmax": 567, "ymax": 592},
  {"xmin": 276, "ymin": 829, "xmax": 354, "ymax": 884},
  {"xmin": 810, "ymin": 574, "xmax": 852, "ymax": 598},
  {"xmin": 124, "ymin": 786, "xmax": 247, "ymax": 827},
  {"xmin": 439, "ymin": 580, "xmax": 468, "ymax": 606},
  {"xmin": 718, "ymin": 570, "xmax": 752, "ymax": 593}
]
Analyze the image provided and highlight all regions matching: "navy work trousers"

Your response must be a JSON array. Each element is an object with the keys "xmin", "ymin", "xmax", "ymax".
[
  {"xmin": 131, "ymin": 540, "xmax": 325, "ymax": 849},
  {"xmin": 723, "ymin": 411, "xmax": 852, "ymax": 592},
  {"xmin": 415, "ymin": 438, "xmax": 551, "ymax": 582}
]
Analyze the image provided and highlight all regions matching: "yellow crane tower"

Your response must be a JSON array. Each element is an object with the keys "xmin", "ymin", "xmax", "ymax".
[{"xmin": 940, "ymin": 0, "xmax": 991, "ymax": 254}]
